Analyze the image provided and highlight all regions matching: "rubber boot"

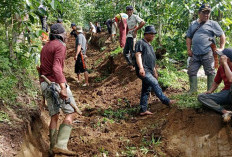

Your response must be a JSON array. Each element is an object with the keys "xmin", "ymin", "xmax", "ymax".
[
  {"xmin": 207, "ymin": 75, "xmax": 215, "ymax": 91},
  {"xmin": 188, "ymin": 76, "xmax": 198, "ymax": 94},
  {"xmin": 48, "ymin": 129, "xmax": 57, "ymax": 156},
  {"xmin": 52, "ymin": 124, "xmax": 77, "ymax": 156}
]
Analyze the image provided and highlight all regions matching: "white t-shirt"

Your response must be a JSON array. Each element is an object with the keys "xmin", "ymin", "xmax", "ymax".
[{"xmin": 127, "ymin": 14, "xmax": 143, "ymax": 38}]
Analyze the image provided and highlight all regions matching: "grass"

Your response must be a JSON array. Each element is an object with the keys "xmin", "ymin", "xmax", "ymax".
[
  {"xmin": 108, "ymin": 46, "xmax": 123, "ymax": 57},
  {"xmin": 0, "ymin": 111, "xmax": 9, "ymax": 122}
]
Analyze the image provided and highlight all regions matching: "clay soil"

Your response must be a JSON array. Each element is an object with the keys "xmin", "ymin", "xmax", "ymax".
[{"xmin": 1, "ymin": 33, "xmax": 232, "ymax": 157}]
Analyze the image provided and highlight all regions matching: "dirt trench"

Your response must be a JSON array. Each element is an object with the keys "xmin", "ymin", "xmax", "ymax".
[{"xmin": 15, "ymin": 34, "xmax": 232, "ymax": 157}]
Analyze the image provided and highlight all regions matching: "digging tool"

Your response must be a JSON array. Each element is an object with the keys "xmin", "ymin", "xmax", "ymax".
[
  {"xmin": 40, "ymin": 75, "xmax": 82, "ymax": 115},
  {"xmin": 209, "ymin": 38, "xmax": 219, "ymax": 69}
]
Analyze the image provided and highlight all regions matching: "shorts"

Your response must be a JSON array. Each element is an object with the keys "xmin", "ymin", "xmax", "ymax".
[
  {"xmin": 75, "ymin": 52, "xmax": 87, "ymax": 74},
  {"xmin": 40, "ymin": 82, "xmax": 77, "ymax": 116},
  {"xmin": 112, "ymin": 24, "xmax": 116, "ymax": 35}
]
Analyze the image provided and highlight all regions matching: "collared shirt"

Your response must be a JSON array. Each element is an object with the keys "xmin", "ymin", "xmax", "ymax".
[
  {"xmin": 75, "ymin": 33, "xmax": 87, "ymax": 55},
  {"xmin": 214, "ymin": 65, "xmax": 232, "ymax": 90},
  {"xmin": 186, "ymin": 19, "xmax": 224, "ymax": 55},
  {"xmin": 40, "ymin": 40, "xmax": 66, "ymax": 84},
  {"xmin": 135, "ymin": 39, "xmax": 156, "ymax": 76},
  {"xmin": 127, "ymin": 14, "xmax": 144, "ymax": 38}
]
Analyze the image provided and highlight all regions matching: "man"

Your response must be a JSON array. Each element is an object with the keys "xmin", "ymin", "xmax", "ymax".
[
  {"xmin": 70, "ymin": 23, "xmax": 78, "ymax": 38},
  {"xmin": 186, "ymin": 4, "xmax": 225, "ymax": 93},
  {"xmin": 95, "ymin": 22, "xmax": 101, "ymax": 33},
  {"xmin": 57, "ymin": 18, "xmax": 63, "ymax": 24},
  {"xmin": 74, "ymin": 26, "xmax": 89, "ymax": 86},
  {"xmin": 115, "ymin": 13, "xmax": 128, "ymax": 48},
  {"xmin": 135, "ymin": 26, "xmax": 175, "ymax": 116},
  {"xmin": 38, "ymin": 3, "xmax": 48, "ymax": 42},
  {"xmin": 105, "ymin": 19, "xmax": 112, "ymax": 34},
  {"xmin": 39, "ymin": 23, "xmax": 78, "ymax": 155},
  {"xmin": 124, "ymin": 5, "xmax": 145, "ymax": 66},
  {"xmin": 198, "ymin": 48, "xmax": 232, "ymax": 122}
]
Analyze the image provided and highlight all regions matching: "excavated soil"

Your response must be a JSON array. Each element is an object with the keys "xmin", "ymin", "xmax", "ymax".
[{"xmin": 2, "ymin": 34, "xmax": 232, "ymax": 157}]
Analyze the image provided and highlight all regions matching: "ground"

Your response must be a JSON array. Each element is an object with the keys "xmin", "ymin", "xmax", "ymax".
[{"xmin": 1, "ymin": 33, "xmax": 232, "ymax": 157}]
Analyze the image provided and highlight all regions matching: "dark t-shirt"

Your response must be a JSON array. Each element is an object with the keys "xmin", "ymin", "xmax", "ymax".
[
  {"xmin": 70, "ymin": 30, "xmax": 78, "ymax": 38},
  {"xmin": 135, "ymin": 39, "xmax": 156, "ymax": 77}
]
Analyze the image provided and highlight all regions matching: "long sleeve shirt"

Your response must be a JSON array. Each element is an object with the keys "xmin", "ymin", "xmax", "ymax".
[{"xmin": 40, "ymin": 40, "xmax": 66, "ymax": 83}]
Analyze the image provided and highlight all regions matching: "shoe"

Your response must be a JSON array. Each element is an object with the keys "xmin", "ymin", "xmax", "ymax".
[
  {"xmin": 222, "ymin": 111, "xmax": 232, "ymax": 122},
  {"xmin": 82, "ymin": 83, "xmax": 89, "ymax": 87}
]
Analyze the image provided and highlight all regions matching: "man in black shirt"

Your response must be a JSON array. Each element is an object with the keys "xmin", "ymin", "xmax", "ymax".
[
  {"xmin": 70, "ymin": 23, "xmax": 78, "ymax": 38},
  {"xmin": 135, "ymin": 26, "xmax": 175, "ymax": 116}
]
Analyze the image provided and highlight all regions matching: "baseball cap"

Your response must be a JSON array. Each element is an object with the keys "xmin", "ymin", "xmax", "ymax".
[
  {"xmin": 126, "ymin": 5, "xmax": 133, "ymax": 10},
  {"xmin": 199, "ymin": 4, "xmax": 211, "ymax": 12},
  {"xmin": 57, "ymin": 18, "xmax": 63, "ymax": 23},
  {"xmin": 71, "ymin": 23, "xmax": 76, "ymax": 27},
  {"xmin": 217, "ymin": 48, "xmax": 232, "ymax": 62}
]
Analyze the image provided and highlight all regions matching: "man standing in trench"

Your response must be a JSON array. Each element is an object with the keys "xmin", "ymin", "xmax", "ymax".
[
  {"xmin": 39, "ymin": 23, "xmax": 78, "ymax": 156},
  {"xmin": 135, "ymin": 26, "xmax": 175, "ymax": 116},
  {"xmin": 186, "ymin": 3, "xmax": 225, "ymax": 93},
  {"xmin": 124, "ymin": 5, "xmax": 145, "ymax": 68}
]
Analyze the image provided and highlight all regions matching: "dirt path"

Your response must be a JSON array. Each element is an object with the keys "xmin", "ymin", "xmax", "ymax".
[
  {"xmin": 14, "ymin": 34, "xmax": 232, "ymax": 157},
  {"xmin": 60, "ymin": 35, "xmax": 232, "ymax": 157}
]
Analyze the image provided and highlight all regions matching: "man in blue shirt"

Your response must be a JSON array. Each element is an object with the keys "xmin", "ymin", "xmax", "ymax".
[{"xmin": 186, "ymin": 4, "xmax": 225, "ymax": 93}]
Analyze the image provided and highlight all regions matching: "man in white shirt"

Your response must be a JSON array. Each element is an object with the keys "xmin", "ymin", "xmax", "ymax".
[{"xmin": 124, "ymin": 5, "xmax": 145, "ymax": 67}]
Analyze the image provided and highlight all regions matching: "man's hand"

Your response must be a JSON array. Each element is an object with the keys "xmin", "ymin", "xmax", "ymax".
[
  {"xmin": 203, "ymin": 91, "xmax": 212, "ymax": 94},
  {"xmin": 74, "ymin": 55, "xmax": 78, "ymax": 60},
  {"xmin": 188, "ymin": 50, "xmax": 193, "ymax": 57},
  {"xmin": 133, "ymin": 29, "xmax": 137, "ymax": 38},
  {"xmin": 216, "ymin": 48, "xmax": 224, "ymax": 53},
  {"xmin": 139, "ymin": 68, "xmax": 145, "ymax": 77},
  {"xmin": 60, "ymin": 88, "xmax": 68, "ymax": 100},
  {"xmin": 220, "ymin": 55, "xmax": 228, "ymax": 66}
]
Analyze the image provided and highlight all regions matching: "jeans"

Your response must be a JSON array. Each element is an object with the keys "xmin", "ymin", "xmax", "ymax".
[
  {"xmin": 198, "ymin": 90, "xmax": 231, "ymax": 114},
  {"xmin": 140, "ymin": 72, "xmax": 170, "ymax": 112}
]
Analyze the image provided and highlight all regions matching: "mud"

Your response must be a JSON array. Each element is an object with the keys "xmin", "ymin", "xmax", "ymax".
[{"xmin": 2, "ymin": 34, "xmax": 232, "ymax": 157}]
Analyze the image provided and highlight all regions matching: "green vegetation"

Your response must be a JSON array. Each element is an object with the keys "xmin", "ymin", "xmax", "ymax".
[
  {"xmin": 108, "ymin": 47, "xmax": 123, "ymax": 57},
  {"xmin": 0, "ymin": 111, "xmax": 9, "ymax": 122}
]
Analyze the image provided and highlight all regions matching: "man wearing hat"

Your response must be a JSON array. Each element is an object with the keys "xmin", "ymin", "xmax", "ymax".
[
  {"xmin": 198, "ymin": 48, "xmax": 232, "ymax": 122},
  {"xmin": 124, "ymin": 5, "xmax": 145, "ymax": 67},
  {"xmin": 57, "ymin": 18, "xmax": 63, "ymax": 24},
  {"xmin": 186, "ymin": 3, "xmax": 226, "ymax": 93},
  {"xmin": 70, "ymin": 23, "xmax": 78, "ymax": 38},
  {"xmin": 135, "ymin": 26, "xmax": 175, "ymax": 116},
  {"xmin": 74, "ymin": 26, "xmax": 89, "ymax": 86},
  {"xmin": 39, "ymin": 23, "xmax": 78, "ymax": 155}
]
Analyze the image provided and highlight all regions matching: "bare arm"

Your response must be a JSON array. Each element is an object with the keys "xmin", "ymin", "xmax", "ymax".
[
  {"xmin": 207, "ymin": 82, "xmax": 219, "ymax": 94},
  {"xmin": 135, "ymin": 52, "xmax": 145, "ymax": 77},
  {"xmin": 135, "ymin": 21, "xmax": 145, "ymax": 32},
  {"xmin": 186, "ymin": 37, "xmax": 192, "ymax": 57},
  {"xmin": 217, "ymin": 34, "xmax": 226, "ymax": 52},
  {"xmin": 221, "ymin": 55, "xmax": 232, "ymax": 82},
  {"xmin": 74, "ymin": 45, "xmax": 81, "ymax": 60}
]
